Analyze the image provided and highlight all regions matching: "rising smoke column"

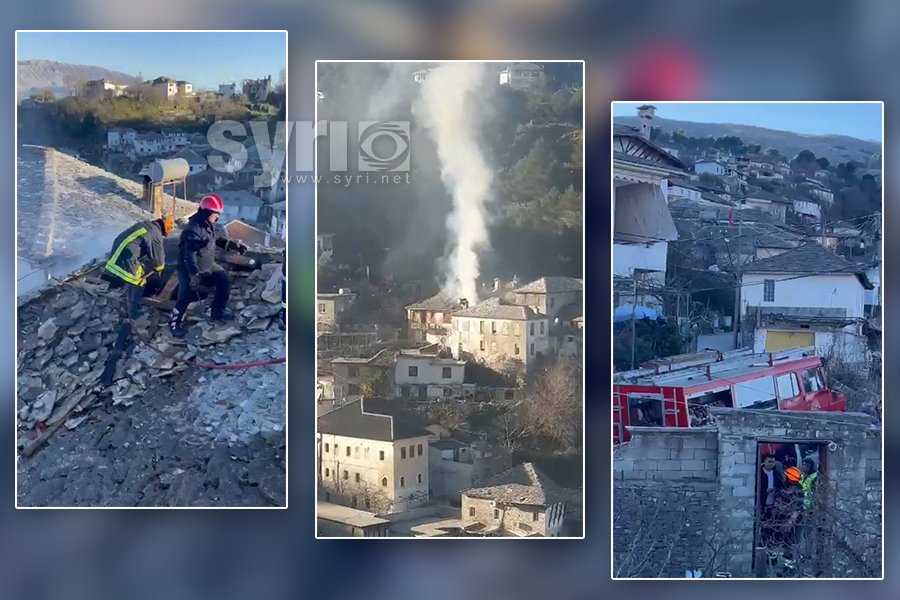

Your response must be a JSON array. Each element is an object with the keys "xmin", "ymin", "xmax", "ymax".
[{"xmin": 415, "ymin": 63, "xmax": 492, "ymax": 303}]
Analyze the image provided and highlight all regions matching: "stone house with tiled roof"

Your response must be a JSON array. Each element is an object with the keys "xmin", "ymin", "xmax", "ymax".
[
  {"xmin": 405, "ymin": 290, "xmax": 464, "ymax": 344},
  {"xmin": 317, "ymin": 399, "xmax": 431, "ymax": 514},
  {"xmin": 513, "ymin": 276, "xmax": 583, "ymax": 322},
  {"xmin": 449, "ymin": 297, "xmax": 550, "ymax": 372},
  {"xmin": 461, "ymin": 462, "xmax": 568, "ymax": 537},
  {"xmin": 514, "ymin": 276, "xmax": 583, "ymax": 358},
  {"xmin": 329, "ymin": 348, "xmax": 398, "ymax": 405}
]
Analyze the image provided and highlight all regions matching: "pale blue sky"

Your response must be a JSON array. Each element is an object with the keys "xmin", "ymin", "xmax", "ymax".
[
  {"xmin": 613, "ymin": 102, "xmax": 882, "ymax": 143},
  {"xmin": 17, "ymin": 31, "xmax": 286, "ymax": 90}
]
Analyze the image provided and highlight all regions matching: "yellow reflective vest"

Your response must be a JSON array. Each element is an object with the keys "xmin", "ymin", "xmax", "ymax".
[{"xmin": 105, "ymin": 220, "xmax": 165, "ymax": 286}]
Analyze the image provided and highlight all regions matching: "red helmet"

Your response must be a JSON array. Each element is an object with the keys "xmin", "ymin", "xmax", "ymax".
[{"xmin": 199, "ymin": 194, "xmax": 224, "ymax": 213}]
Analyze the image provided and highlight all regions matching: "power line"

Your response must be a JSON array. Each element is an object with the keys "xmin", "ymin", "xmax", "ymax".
[
  {"xmin": 617, "ymin": 259, "xmax": 878, "ymax": 295},
  {"xmin": 615, "ymin": 216, "xmax": 879, "ymax": 246}
]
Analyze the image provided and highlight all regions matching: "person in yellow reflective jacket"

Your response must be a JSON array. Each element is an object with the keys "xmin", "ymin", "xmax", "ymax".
[
  {"xmin": 800, "ymin": 458, "xmax": 818, "ymax": 513},
  {"xmin": 103, "ymin": 215, "xmax": 174, "ymax": 317}
]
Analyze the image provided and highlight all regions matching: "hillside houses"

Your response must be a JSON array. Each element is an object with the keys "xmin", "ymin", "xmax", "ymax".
[
  {"xmin": 742, "ymin": 188, "xmax": 792, "ymax": 222},
  {"xmin": 103, "ymin": 122, "xmax": 284, "ymax": 232},
  {"xmin": 243, "ymin": 75, "xmax": 273, "ymax": 102},
  {"xmin": 84, "ymin": 78, "xmax": 128, "ymax": 99},
  {"xmin": 613, "ymin": 104, "xmax": 881, "ymax": 366}
]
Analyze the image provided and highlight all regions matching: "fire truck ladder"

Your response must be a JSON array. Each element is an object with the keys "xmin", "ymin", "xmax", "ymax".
[
  {"xmin": 661, "ymin": 392, "xmax": 679, "ymax": 427},
  {"xmin": 631, "ymin": 346, "xmax": 818, "ymax": 386}
]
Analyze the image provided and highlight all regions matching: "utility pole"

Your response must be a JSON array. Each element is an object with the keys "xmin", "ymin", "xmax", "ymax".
[
  {"xmin": 732, "ymin": 207, "xmax": 742, "ymax": 349},
  {"xmin": 631, "ymin": 274, "xmax": 638, "ymax": 370}
]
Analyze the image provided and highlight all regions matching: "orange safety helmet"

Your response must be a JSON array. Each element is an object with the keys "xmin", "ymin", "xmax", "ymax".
[
  {"xmin": 785, "ymin": 466, "xmax": 801, "ymax": 484},
  {"xmin": 161, "ymin": 213, "xmax": 174, "ymax": 236},
  {"xmin": 199, "ymin": 194, "xmax": 224, "ymax": 213}
]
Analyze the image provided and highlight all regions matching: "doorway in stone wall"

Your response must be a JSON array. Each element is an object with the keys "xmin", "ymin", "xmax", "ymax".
[{"xmin": 753, "ymin": 440, "xmax": 828, "ymax": 577}]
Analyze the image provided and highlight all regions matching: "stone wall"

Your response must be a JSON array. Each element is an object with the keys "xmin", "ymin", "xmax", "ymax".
[
  {"xmin": 613, "ymin": 429, "xmax": 722, "ymax": 577},
  {"xmin": 461, "ymin": 495, "xmax": 563, "ymax": 537},
  {"xmin": 613, "ymin": 411, "xmax": 882, "ymax": 578}
]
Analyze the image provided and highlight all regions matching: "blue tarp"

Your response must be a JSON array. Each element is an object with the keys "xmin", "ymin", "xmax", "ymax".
[{"xmin": 613, "ymin": 305, "xmax": 667, "ymax": 324}]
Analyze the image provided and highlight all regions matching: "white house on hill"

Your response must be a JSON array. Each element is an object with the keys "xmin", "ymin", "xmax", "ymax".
[
  {"xmin": 694, "ymin": 159, "xmax": 727, "ymax": 177},
  {"xmin": 498, "ymin": 63, "xmax": 543, "ymax": 90},
  {"xmin": 740, "ymin": 243, "xmax": 874, "ymax": 363}
]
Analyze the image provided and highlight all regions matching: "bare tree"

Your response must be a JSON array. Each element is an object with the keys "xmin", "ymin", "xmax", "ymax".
[
  {"xmin": 63, "ymin": 74, "xmax": 85, "ymax": 97},
  {"xmin": 520, "ymin": 357, "xmax": 582, "ymax": 447},
  {"xmin": 757, "ymin": 474, "xmax": 881, "ymax": 578},
  {"xmin": 491, "ymin": 357, "xmax": 582, "ymax": 466}
]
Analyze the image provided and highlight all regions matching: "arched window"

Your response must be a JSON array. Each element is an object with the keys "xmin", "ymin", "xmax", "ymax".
[
  {"xmin": 400, "ymin": 476, "xmax": 405, "ymax": 488},
  {"xmin": 381, "ymin": 477, "xmax": 388, "ymax": 487},
  {"xmin": 324, "ymin": 468, "xmax": 330, "ymax": 477}
]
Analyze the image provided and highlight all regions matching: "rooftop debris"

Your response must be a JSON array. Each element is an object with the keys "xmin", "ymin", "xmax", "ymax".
[{"xmin": 16, "ymin": 238, "xmax": 285, "ymax": 453}]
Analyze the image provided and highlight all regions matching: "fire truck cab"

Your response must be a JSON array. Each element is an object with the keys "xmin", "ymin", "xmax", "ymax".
[{"xmin": 613, "ymin": 346, "xmax": 845, "ymax": 444}]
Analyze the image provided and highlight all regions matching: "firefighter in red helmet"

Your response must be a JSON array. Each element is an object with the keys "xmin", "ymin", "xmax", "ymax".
[{"xmin": 169, "ymin": 194, "xmax": 248, "ymax": 338}]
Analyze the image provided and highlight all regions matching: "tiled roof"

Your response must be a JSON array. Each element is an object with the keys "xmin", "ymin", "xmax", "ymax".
[
  {"xmin": 222, "ymin": 220, "xmax": 285, "ymax": 248},
  {"xmin": 452, "ymin": 297, "xmax": 542, "ymax": 320},
  {"xmin": 405, "ymin": 290, "xmax": 463, "ymax": 312},
  {"xmin": 218, "ymin": 190, "xmax": 263, "ymax": 206},
  {"xmin": 690, "ymin": 223, "xmax": 800, "ymax": 251},
  {"xmin": 743, "ymin": 188, "xmax": 792, "ymax": 204},
  {"xmin": 171, "ymin": 149, "xmax": 206, "ymax": 165},
  {"xmin": 514, "ymin": 276, "xmax": 583, "ymax": 294},
  {"xmin": 668, "ymin": 197, "xmax": 784, "ymax": 226},
  {"xmin": 613, "ymin": 126, "xmax": 687, "ymax": 170},
  {"xmin": 368, "ymin": 348, "xmax": 399, "ymax": 368},
  {"xmin": 668, "ymin": 177, "xmax": 703, "ymax": 192},
  {"xmin": 614, "ymin": 151, "xmax": 686, "ymax": 174},
  {"xmin": 743, "ymin": 243, "xmax": 874, "ymax": 289},
  {"xmin": 17, "ymin": 145, "xmax": 149, "ymax": 271},
  {"xmin": 464, "ymin": 463, "xmax": 563, "ymax": 507},
  {"xmin": 317, "ymin": 399, "xmax": 430, "ymax": 442},
  {"xmin": 430, "ymin": 439, "xmax": 470, "ymax": 451}
]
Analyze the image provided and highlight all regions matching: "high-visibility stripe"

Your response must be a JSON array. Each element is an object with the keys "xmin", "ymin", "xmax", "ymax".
[
  {"xmin": 105, "ymin": 226, "xmax": 148, "ymax": 285},
  {"xmin": 106, "ymin": 262, "xmax": 143, "ymax": 285}
]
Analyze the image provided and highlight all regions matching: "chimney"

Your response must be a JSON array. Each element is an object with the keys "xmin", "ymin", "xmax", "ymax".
[
  {"xmin": 637, "ymin": 104, "xmax": 657, "ymax": 140},
  {"xmin": 493, "ymin": 277, "xmax": 500, "ymax": 292}
]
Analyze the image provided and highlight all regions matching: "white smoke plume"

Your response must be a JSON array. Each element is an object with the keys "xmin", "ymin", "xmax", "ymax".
[{"xmin": 414, "ymin": 63, "xmax": 492, "ymax": 304}]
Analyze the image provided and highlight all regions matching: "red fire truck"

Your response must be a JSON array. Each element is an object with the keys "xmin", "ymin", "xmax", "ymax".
[{"xmin": 613, "ymin": 346, "xmax": 846, "ymax": 444}]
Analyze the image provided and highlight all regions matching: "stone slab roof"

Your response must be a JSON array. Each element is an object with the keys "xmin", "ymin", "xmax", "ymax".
[
  {"xmin": 514, "ymin": 276, "xmax": 583, "ymax": 294},
  {"xmin": 743, "ymin": 242, "xmax": 874, "ymax": 288},
  {"xmin": 452, "ymin": 297, "xmax": 542, "ymax": 320},
  {"xmin": 405, "ymin": 290, "xmax": 463, "ymax": 312},
  {"xmin": 17, "ymin": 146, "xmax": 197, "ymax": 286},
  {"xmin": 464, "ymin": 462, "xmax": 563, "ymax": 507}
]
